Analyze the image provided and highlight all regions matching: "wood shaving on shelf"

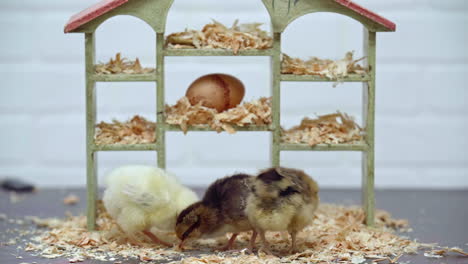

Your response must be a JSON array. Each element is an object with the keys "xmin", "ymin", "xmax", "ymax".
[
  {"xmin": 63, "ymin": 194, "xmax": 80, "ymax": 205},
  {"xmin": 94, "ymin": 53, "xmax": 155, "ymax": 74},
  {"xmin": 282, "ymin": 112, "xmax": 363, "ymax": 146},
  {"xmin": 16, "ymin": 203, "xmax": 468, "ymax": 263},
  {"xmin": 95, "ymin": 115, "xmax": 156, "ymax": 145},
  {"xmin": 165, "ymin": 96, "xmax": 272, "ymax": 134},
  {"xmin": 166, "ymin": 20, "xmax": 273, "ymax": 54},
  {"xmin": 281, "ymin": 52, "xmax": 367, "ymax": 79}
]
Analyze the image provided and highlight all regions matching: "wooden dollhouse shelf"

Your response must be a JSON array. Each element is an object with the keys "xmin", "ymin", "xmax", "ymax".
[
  {"xmin": 163, "ymin": 48, "xmax": 274, "ymax": 57},
  {"xmin": 280, "ymin": 142, "xmax": 367, "ymax": 151},
  {"xmin": 64, "ymin": 0, "xmax": 396, "ymax": 229},
  {"xmin": 91, "ymin": 73, "xmax": 158, "ymax": 82},
  {"xmin": 165, "ymin": 124, "xmax": 273, "ymax": 132},
  {"xmin": 93, "ymin": 143, "xmax": 158, "ymax": 151},
  {"xmin": 280, "ymin": 74, "xmax": 370, "ymax": 82}
]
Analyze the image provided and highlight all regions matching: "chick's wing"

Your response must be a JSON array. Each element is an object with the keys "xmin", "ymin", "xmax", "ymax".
[{"xmin": 122, "ymin": 183, "xmax": 170, "ymax": 212}]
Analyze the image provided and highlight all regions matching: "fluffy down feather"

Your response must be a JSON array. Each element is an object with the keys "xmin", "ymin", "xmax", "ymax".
[
  {"xmin": 245, "ymin": 167, "xmax": 319, "ymax": 254},
  {"xmin": 103, "ymin": 165, "xmax": 198, "ymax": 245}
]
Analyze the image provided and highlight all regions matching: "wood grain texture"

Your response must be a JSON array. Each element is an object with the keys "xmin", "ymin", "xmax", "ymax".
[
  {"xmin": 281, "ymin": 73, "xmax": 370, "ymax": 82},
  {"xmin": 164, "ymin": 48, "xmax": 274, "ymax": 57},
  {"xmin": 280, "ymin": 142, "xmax": 368, "ymax": 151},
  {"xmin": 91, "ymin": 73, "xmax": 157, "ymax": 82},
  {"xmin": 85, "ymin": 33, "xmax": 97, "ymax": 231},
  {"xmin": 271, "ymin": 33, "xmax": 282, "ymax": 167},
  {"xmin": 156, "ymin": 33, "xmax": 166, "ymax": 169},
  {"xmin": 93, "ymin": 143, "xmax": 158, "ymax": 151},
  {"xmin": 362, "ymin": 29, "xmax": 376, "ymax": 227}
]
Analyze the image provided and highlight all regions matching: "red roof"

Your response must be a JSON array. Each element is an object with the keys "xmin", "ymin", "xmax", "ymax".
[
  {"xmin": 64, "ymin": 0, "xmax": 395, "ymax": 33},
  {"xmin": 334, "ymin": 0, "xmax": 395, "ymax": 31},
  {"xmin": 64, "ymin": 0, "xmax": 128, "ymax": 33}
]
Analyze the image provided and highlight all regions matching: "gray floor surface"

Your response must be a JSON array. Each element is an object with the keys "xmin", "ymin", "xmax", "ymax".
[{"xmin": 0, "ymin": 188, "xmax": 467, "ymax": 264}]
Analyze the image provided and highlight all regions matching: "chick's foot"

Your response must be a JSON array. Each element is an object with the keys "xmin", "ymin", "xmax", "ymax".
[
  {"xmin": 247, "ymin": 230, "xmax": 258, "ymax": 253},
  {"xmin": 217, "ymin": 233, "xmax": 238, "ymax": 251},
  {"xmin": 142, "ymin": 230, "xmax": 173, "ymax": 247}
]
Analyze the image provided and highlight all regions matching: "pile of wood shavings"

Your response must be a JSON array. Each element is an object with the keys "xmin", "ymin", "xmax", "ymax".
[
  {"xmin": 18, "ymin": 203, "xmax": 468, "ymax": 264},
  {"xmin": 166, "ymin": 20, "xmax": 273, "ymax": 54},
  {"xmin": 282, "ymin": 52, "xmax": 367, "ymax": 79},
  {"xmin": 95, "ymin": 115, "xmax": 156, "ymax": 145},
  {"xmin": 22, "ymin": 203, "xmax": 182, "ymax": 262},
  {"xmin": 165, "ymin": 96, "xmax": 271, "ymax": 133},
  {"xmin": 95, "ymin": 53, "xmax": 155, "ymax": 74},
  {"xmin": 282, "ymin": 112, "xmax": 363, "ymax": 146}
]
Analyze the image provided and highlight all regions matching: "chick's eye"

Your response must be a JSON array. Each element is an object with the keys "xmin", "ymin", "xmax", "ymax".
[{"xmin": 279, "ymin": 186, "xmax": 299, "ymax": 197}]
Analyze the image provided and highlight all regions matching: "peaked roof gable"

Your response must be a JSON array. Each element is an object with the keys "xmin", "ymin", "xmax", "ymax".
[
  {"xmin": 334, "ymin": 0, "xmax": 395, "ymax": 31},
  {"xmin": 64, "ymin": 0, "xmax": 395, "ymax": 33},
  {"xmin": 65, "ymin": 0, "xmax": 128, "ymax": 33}
]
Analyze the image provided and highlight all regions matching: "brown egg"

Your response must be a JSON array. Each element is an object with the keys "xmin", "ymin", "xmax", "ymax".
[{"xmin": 186, "ymin": 73, "xmax": 245, "ymax": 112}]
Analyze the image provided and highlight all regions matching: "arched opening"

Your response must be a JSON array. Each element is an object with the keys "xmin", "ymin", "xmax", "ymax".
[
  {"xmin": 95, "ymin": 15, "xmax": 156, "ymax": 74},
  {"xmin": 280, "ymin": 13, "xmax": 365, "ymax": 150},
  {"xmin": 282, "ymin": 12, "xmax": 364, "ymax": 70},
  {"xmin": 163, "ymin": 1, "xmax": 274, "ymax": 180},
  {"xmin": 93, "ymin": 15, "xmax": 157, "ymax": 147},
  {"xmin": 165, "ymin": 0, "xmax": 273, "ymax": 53}
]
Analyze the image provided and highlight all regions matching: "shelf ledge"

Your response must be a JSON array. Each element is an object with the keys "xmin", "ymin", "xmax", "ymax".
[
  {"xmin": 163, "ymin": 48, "xmax": 273, "ymax": 57},
  {"xmin": 91, "ymin": 73, "xmax": 157, "ymax": 82},
  {"xmin": 93, "ymin": 143, "xmax": 157, "ymax": 151},
  {"xmin": 281, "ymin": 74, "xmax": 370, "ymax": 82},
  {"xmin": 165, "ymin": 124, "xmax": 273, "ymax": 132},
  {"xmin": 280, "ymin": 142, "xmax": 368, "ymax": 151}
]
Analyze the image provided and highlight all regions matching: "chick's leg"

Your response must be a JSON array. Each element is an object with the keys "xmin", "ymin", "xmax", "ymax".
[
  {"xmin": 127, "ymin": 233, "xmax": 145, "ymax": 246},
  {"xmin": 142, "ymin": 230, "xmax": 172, "ymax": 247},
  {"xmin": 248, "ymin": 230, "xmax": 258, "ymax": 252},
  {"xmin": 289, "ymin": 230, "xmax": 297, "ymax": 253},
  {"xmin": 218, "ymin": 233, "xmax": 238, "ymax": 251},
  {"xmin": 258, "ymin": 230, "xmax": 273, "ymax": 255}
]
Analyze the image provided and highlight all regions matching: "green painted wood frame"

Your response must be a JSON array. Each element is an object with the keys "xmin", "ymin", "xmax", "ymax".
[{"xmin": 80, "ymin": 0, "xmax": 383, "ymax": 230}]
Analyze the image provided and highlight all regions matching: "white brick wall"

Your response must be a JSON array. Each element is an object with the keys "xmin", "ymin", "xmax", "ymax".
[{"xmin": 0, "ymin": 0, "xmax": 467, "ymax": 189}]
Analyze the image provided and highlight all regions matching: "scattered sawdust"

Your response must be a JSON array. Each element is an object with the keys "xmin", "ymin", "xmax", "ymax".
[
  {"xmin": 95, "ymin": 115, "xmax": 156, "ymax": 145},
  {"xmin": 14, "ymin": 203, "xmax": 468, "ymax": 263},
  {"xmin": 63, "ymin": 194, "xmax": 80, "ymax": 205},
  {"xmin": 166, "ymin": 20, "xmax": 273, "ymax": 54},
  {"xmin": 165, "ymin": 96, "xmax": 271, "ymax": 133},
  {"xmin": 281, "ymin": 52, "xmax": 367, "ymax": 79},
  {"xmin": 9, "ymin": 192, "xmax": 27, "ymax": 204},
  {"xmin": 95, "ymin": 53, "xmax": 155, "ymax": 75},
  {"xmin": 281, "ymin": 112, "xmax": 363, "ymax": 146}
]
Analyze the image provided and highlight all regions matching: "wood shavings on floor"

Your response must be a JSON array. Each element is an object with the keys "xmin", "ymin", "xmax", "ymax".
[
  {"xmin": 63, "ymin": 194, "xmax": 80, "ymax": 205},
  {"xmin": 12, "ymin": 202, "xmax": 468, "ymax": 264},
  {"xmin": 95, "ymin": 53, "xmax": 155, "ymax": 75},
  {"xmin": 165, "ymin": 96, "xmax": 271, "ymax": 133},
  {"xmin": 281, "ymin": 112, "xmax": 363, "ymax": 146},
  {"xmin": 95, "ymin": 115, "xmax": 156, "ymax": 145},
  {"xmin": 166, "ymin": 20, "xmax": 273, "ymax": 54},
  {"xmin": 281, "ymin": 52, "xmax": 367, "ymax": 79}
]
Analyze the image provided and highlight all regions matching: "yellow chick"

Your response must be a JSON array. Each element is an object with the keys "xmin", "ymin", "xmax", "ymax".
[
  {"xmin": 245, "ymin": 167, "xmax": 319, "ymax": 254},
  {"xmin": 103, "ymin": 165, "xmax": 198, "ymax": 246}
]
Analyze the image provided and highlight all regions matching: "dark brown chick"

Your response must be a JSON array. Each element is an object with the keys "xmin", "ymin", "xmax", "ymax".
[
  {"xmin": 175, "ymin": 173, "xmax": 257, "ymax": 251},
  {"xmin": 245, "ymin": 167, "xmax": 319, "ymax": 254}
]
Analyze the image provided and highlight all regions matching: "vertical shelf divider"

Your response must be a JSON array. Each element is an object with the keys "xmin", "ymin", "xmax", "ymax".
[
  {"xmin": 85, "ymin": 32, "xmax": 98, "ymax": 230},
  {"xmin": 156, "ymin": 32, "xmax": 166, "ymax": 169},
  {"xmin": 271, "ymin": 32, "xmax": 282, "ymax": 167},
  {"xmin": 362, "ymin": 28, "xmax": 376, "ymax": 226}
]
